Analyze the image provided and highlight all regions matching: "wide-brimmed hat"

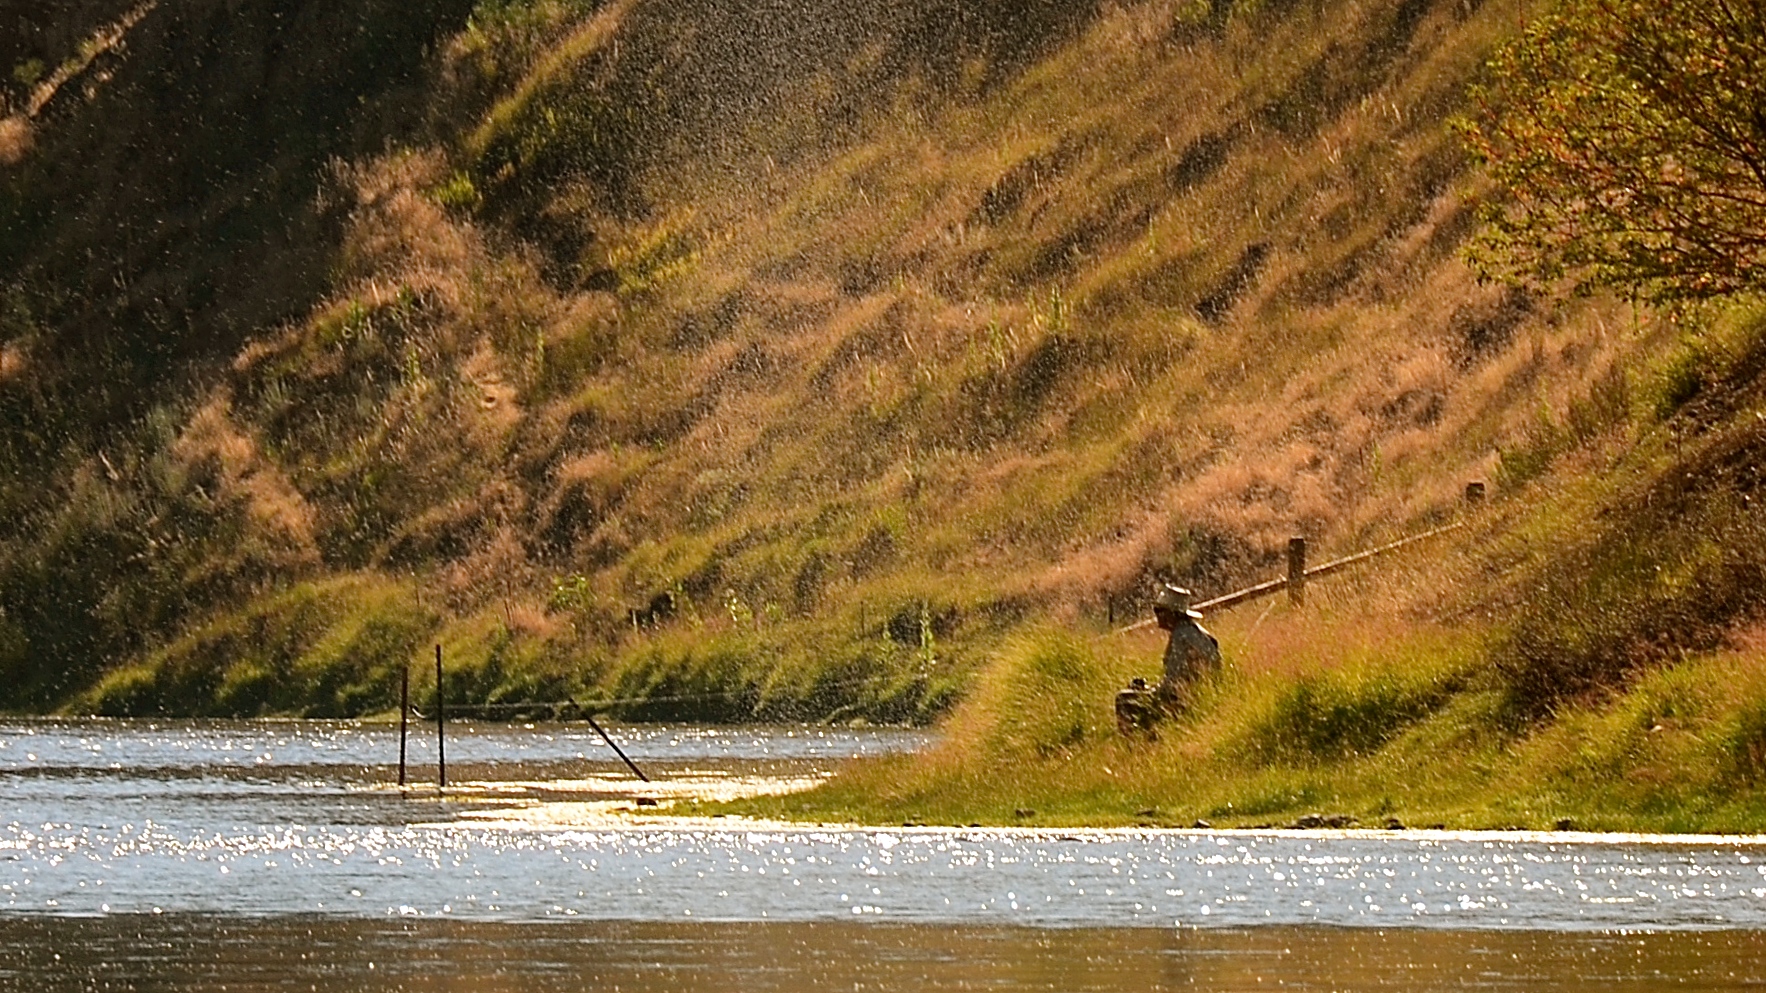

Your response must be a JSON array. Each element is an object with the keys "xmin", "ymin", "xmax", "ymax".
[{"xmin": 1154, "ymin": 584, "xmax": 1203, "ymax": 620}]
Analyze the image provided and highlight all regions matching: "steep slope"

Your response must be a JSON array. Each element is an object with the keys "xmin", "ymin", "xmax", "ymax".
[
  {"xmin": 0, "ymin": 0, "xmax": 480, "ymax": 701},
  {"xmin": 0, "ymin": 0, "xmax": 1724, "ymax": 744}
]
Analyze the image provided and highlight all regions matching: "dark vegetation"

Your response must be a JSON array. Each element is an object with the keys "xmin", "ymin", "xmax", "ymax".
[
  {"xmin": 1496, "ymin": 307, "xmax": 1766, "ymax": 719},
  {"xmin": 0, "ymin": 0, "xmax": 478, "ymax": 703}
]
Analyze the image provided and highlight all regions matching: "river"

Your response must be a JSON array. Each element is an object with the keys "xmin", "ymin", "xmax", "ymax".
[{"xmin": 3, "ymin": 719, "xmax": 1765, "ymax": 991}]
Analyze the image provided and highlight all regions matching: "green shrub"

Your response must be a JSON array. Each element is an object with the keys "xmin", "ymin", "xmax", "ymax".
[
  {"xmin": 957, "ymin": 629, "xmax": 1125, "ymax": 758},
  {"xmin": 602, "ymin": 633, "xmax": 767, "ymax": 722},
  {"xmin": 1497, "ymin": 494, "xmax": 1766, "ymax": 719},
  {"xmin": 76, "ymin": 576, "xmax": 438, "ymax": 717},
  {"xmin": 1725, "ymin": 701, "xmax": 1766, "ymax": 785},
  {"xmin": 1246, "ymin": 665, "xmax": 1460, "ymax": 764},
  {"xmin": 430, "ymin": 170, "xmax": 482, "ymax": 211},
  {"xmin": 1651, "ymin": 346, "xmax": 1706, "ymax": 420}
]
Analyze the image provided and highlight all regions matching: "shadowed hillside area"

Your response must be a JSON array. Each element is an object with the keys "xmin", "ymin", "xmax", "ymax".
[{"xmin": 6, "ymin": 0, "xmax": 1766, "ymax": 828}]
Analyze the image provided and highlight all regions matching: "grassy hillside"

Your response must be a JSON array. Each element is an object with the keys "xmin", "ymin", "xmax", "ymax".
[{"xmin": 6, "ymin": 0, "xmax": 1766, "ymax": 834}]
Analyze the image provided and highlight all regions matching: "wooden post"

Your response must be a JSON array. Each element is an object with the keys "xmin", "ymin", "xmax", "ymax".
[
  {"xmin": 1465, "ymin": 481, "xmax": 1486, "ymax": 505},
  {"xmin": 398, "ymin": 664, "xmax": 409, "ymax": 787},
  {"xmin": 1107, "ymin": 598, "xmax": 1115, "ymax": 626},
  {"xmin": 435, "ymin": 644, "xmax": 446, "ymax": 791},
  {"xmin": 1287, "ymin": 537, "xmax": 1307, "ymax": 607}
]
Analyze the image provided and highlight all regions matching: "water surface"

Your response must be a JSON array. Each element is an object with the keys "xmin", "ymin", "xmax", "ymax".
[
  {"xmin": 4, "ymin": 719, "xmax": 1765, "ymax": 990},
  {"xmin": 2, "ymin": 917, "xmax": 1763, "ymax": 992}
]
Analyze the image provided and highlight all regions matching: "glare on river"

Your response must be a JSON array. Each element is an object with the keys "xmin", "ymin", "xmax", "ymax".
[{"xmin": 4, "ymin": 719, "xmax": 1766, "ymax": 930}]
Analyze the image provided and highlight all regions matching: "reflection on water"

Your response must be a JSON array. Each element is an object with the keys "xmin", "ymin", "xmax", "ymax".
[
  {"xmin": 0, "ymin": 719, "xmax": 930, "ymax": 772},
  {"xmin": 9, "ymin": 814, "xmax": 1766, "ymax": 927},
  {"xmin": 3, "ymin": 916, "xmax": 1764, "ymax": 992},
  {"xmin": 5, "ymin": 719, "xmax": 1766, "ymax": 989}
]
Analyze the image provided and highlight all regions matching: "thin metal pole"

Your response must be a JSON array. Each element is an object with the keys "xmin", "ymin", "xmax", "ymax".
[
  {"xmin": 575, "ymin": 700, "xmax": 649, "ymax": 782},
  {"xmin": 398, "ymin": 664, "xmax": 409, "ymax": 787},
  {"xmin": 435, "ymin": 644, "xmax": 446, "ymax": 791}
]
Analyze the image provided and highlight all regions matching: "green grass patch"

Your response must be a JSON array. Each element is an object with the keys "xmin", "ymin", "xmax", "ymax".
[
  {"xmin": 76, "ymin": 575, "xmax": 439, "ymax": 718},
  {"xmin": 731, "ymin": 620, "xmax": 1766, "ymax": 833}
]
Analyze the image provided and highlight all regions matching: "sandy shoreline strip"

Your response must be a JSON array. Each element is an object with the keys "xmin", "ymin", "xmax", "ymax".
[{"xmin": 389, "ymin": 774, "xmax": 1766, "ymax": 846}]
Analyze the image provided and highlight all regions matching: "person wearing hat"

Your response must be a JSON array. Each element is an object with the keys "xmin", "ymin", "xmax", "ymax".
[
  {"xmin": 1153, "ymin": 584, "xmax": 1221, "ymax": 712},
  {"xmin": 1115, "ymin": 585, "xmax": 1223, "ymax": 735}
]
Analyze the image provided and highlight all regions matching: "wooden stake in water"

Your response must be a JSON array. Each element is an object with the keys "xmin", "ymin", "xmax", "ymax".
[
  {"xmin": 435, "ymin": 644, "xmax": 446, "ymax": 791},
  {"xmin": 573, "ymin": 699, "xmax": 650, "ymax": 783},
  {"xmin": 398, "ymin": 664, "xmax": 409, "ymax": 787}
]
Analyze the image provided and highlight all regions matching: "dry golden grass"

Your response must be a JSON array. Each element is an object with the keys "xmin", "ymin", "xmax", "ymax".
[
  {"xmin": 171, "ymin": 399, "xmax": 321, "ymax": 568},
  {"xmin": 34, "ymin": 0, "xmax": 1743, "ymax": 738},
  {"xmin": 0, "ymin": 115, "xmax": 31, "ymax": 166}
]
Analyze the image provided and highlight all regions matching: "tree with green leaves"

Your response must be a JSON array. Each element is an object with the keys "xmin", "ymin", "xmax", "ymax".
[{"xmin": 1460, "ymin": 0, "xmax": 1766, "ymax": 301}]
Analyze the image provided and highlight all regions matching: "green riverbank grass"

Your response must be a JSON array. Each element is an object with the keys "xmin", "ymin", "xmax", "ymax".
[
  {"xmin": 730, "ymin": 606, "xmax": 1766, "ymax": 834},
  {"xmin": 71, "ymin": 572, "xmax": 604, "ymax": 719},
  {"xmin": 76, "ymin": 575, "xmax": 439, "ymax": 718}
]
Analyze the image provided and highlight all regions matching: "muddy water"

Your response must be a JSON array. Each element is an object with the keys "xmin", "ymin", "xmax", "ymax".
[
  {"xmin": 5, "ymin": 917, "xmax": 1765, "ymax": 992},
  {"xmin": 4, "ymin": 719, "xmax": 1766, "ymax": 991}
]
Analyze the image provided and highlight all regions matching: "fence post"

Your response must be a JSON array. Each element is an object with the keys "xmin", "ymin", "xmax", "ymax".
[
  {"xmin": 398, "ymin": 664, "xmax": 409, "ymax": 787},
  {"xmin": 435, "ymin": 644, "xmax": 446, "ymax": 791},
  {"xmin": 1287, "ymin": 537, "xmax": 1307, "ymax": 607}
]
